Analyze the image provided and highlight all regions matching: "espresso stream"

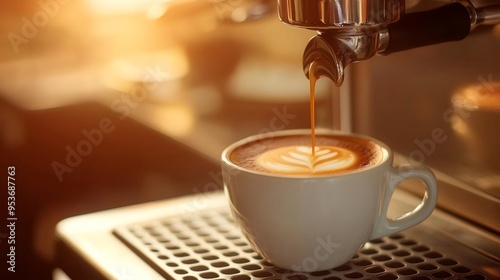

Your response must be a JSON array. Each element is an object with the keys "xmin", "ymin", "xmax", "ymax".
[
  {"xmin": 261, "ymin": 61, "xmax": 352, "ymax": 174},
  {"xmin": 309, "ymin": 60, "xmax": 317, "ymax": 158},
  {"xmin": 252, "ymin": 61, "xmax": 360, "ymax": 175},
  {"xmin": 230, "ymin": 61, "xmax": 377, "ymax": 175}
]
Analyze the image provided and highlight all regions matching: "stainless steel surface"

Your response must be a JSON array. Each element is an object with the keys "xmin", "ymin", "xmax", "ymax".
[
  {"xmin": 348, "ymin": 22, "xmax": 500, "ymax": 232},
  {"xmin": 288, "ymin": 0, "xmax": 500, "ymax": 86},
  {"xmin": 469, "ymin": 2, "xmax": 500, "ymax": 26},
  {"xmin": 302, "ymin": 31, "xmax": 381, "ymax": 86},
  {"xmin": 278, "ymin": 0, "xmax": 403, "ymax": 86},
  {"xmin": 277, "ymin": 0, "xmax": 404, "ymax": 30},
  {"xmin": 56, "ymin": 191, "xmax": 500, "ymax": 280}
]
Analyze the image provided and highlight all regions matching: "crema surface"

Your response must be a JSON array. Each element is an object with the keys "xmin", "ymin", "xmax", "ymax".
[
  {"xmin": 230, "ymin": 134, "xmax": 384, "ymax": 176},
  {"xmin": 257, "ymin": 146, "xmax": 357, "ymax": 174}
]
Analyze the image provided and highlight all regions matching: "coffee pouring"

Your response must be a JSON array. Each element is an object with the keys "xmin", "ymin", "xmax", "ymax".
[{"xmin": 277, "ymin": 0, "xmax": 500, "ymax": 86}]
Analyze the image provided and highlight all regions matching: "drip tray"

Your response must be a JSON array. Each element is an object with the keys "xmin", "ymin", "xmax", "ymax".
[
  {"xmin": 56, "ymin": 191, "xmax": 499, "ymax": 280},
  {"xmin": 112, "ymin": 205, "xmax": 495, "ymax": 280}
]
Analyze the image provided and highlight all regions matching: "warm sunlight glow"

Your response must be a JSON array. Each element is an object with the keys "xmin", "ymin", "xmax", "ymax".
[
  {"xmin": 102, "ymin": 47, "xmax": 189, "ymax": 95},
  {"xmin": 150, "ymin": 104, "xmax": 195, "ymax": 137},
  {"xmin": 147, "ymin": 1, "xmax": 170, "ymax": 20},
  {"xmin": 494, "ymin": 25, "xmax": 500, "ymax": 38},
  {"xmin": 87, "ymin": 0, "xmax": 169, "ymax": 16}
]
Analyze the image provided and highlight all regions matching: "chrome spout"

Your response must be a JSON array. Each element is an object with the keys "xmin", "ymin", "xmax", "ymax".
[
  {"xmin": 303, "ymin": 29, "xmax": 383, "ymax": 86},
  {"xmin": 278, "ymin": 0, "xmax": 500, "ymax": 86},
  {"xmin": 278, "ymin": 0, "xmax": 403, "ymax": 85}
]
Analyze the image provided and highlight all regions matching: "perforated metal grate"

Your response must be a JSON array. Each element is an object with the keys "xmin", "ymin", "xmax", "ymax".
[{"xmin": 113, "ymin": 207, "xmax": 489, "ymax": 280}]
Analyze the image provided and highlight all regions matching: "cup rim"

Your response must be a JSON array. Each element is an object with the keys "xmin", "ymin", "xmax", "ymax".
[{"xmin": 221, "ymin": 129, "xmax": 392, "ymax": 178}]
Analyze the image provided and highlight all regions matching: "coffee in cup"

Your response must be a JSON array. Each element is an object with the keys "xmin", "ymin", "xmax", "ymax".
[
  {"xmin": 230, "ymin": 134, "xmax": 383, "ymax": 176},
  {"xmin": 221, "ymin": 129, "xmax": 437, "ymax": 272}
]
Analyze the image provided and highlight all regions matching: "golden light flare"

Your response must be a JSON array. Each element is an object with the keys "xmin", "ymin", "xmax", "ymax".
[
  {"xmin": 86, "ymin": 0, "xmax": 170, "ymax": 16},
  {"xmin": 149, "ymin": 104, "xmax": 195, "ymax": 137},
  {"xmin": 101, "ymin": 47, "xmax": 189, "ymax": 98}
]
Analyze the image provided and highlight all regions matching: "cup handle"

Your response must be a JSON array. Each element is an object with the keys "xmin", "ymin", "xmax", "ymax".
[{"xmin": 369, "ymin": 166, "xmax": 438, "ymax": 240}]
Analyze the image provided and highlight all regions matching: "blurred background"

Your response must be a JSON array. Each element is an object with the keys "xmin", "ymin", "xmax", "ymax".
[
  {"xmin": 1, "ymin": 1, "xmax": 499, "ymax": 279},
  {"xmin": 0, "ymin": 1, "xmax": 333, "ymax": 279}
]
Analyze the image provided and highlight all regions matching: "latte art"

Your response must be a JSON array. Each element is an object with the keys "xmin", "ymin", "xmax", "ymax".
[
  {"xmin": 257, "ymin": 146, "xmax": 357, "ymax": 175},
  {"xmin": 230, "ymin": 134, "xmax": 383, "ymax": 176}
]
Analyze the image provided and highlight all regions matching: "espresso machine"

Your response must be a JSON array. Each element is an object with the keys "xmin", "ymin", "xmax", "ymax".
[
  {"xmin": 277, "ymin": 0, "xmax": 500, "ymax": 233},
  {"xmin": 279, "ymin": 0, "xmax": 500, "ymax": 86},
  {"xmin": 50, "ymin": 1, "xmax": 500, "ymax": 279}
]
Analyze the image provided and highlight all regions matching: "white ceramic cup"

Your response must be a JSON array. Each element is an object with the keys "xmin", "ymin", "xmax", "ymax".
[{"xmin": 221, "ymin": 129, "xmax": 438, "ymax": 272}]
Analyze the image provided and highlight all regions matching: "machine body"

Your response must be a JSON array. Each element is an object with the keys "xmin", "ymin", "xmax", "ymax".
[{"xmin": 277, "ymin": 0, "xmax": 500, "ymax": 85}]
